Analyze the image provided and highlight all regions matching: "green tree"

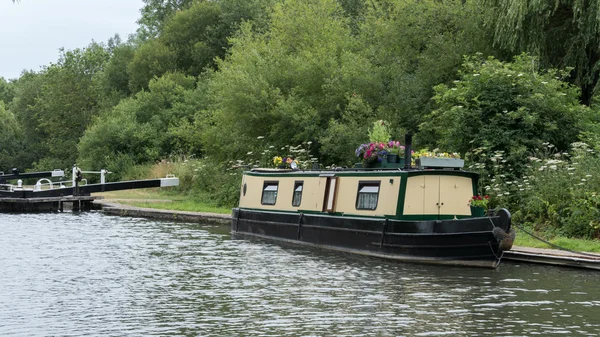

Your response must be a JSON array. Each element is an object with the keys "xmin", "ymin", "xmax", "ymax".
[
  {"xmin": 9, "ymin": 71, "xmax": 48, "ymax": 169},
  {"xmin": 0, "ymin": 77, "xmax": 15, "ymax": 104},
  {"xmin": 421, "ymin": 54, "xmax": 589, "ymax": 174},
  {"xmin": 127, "ymin": 39, "xmax": 177, "ymax": 92},
  {"xmin": 0, "ymin": 101, "xmax": 22, "ymax": 171},
  {"xmin": 482, "ymin": 0, "xmax": 600, "ymax": 105},
  {"xmin": 92, "ymin": 42, "xmax": 136, "ymax": 109},
  {"xmin": 137, "ymin": 0, "xmax": 196, "ymax": 39},
  {"xmin": 78, "ymin": 72, "xmax": 198, "ymax": 173},
  {"xmin": 160, "ymin": 1, "xmax": 225, "ymax": 75},
  {"xmin": 207, "ymin": 0, "xmax": 378, "ymax": 164},
  {"xmin": 26, "ymin": 42, "xmax": 110, "ymax": 169},
  {"xmin": 359, "ymin": 0, "xmax": 493, "ymax": 133}
]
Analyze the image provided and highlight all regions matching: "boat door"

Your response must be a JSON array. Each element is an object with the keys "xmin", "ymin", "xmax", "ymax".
[
  {"xmin": 320, "ymin": 174, "xmax": 338, "ymax": 213},
  {"xmin": 424, "ymin": 175, "xmax": 472, "ymax": 218},
  {"xmin": 423, "ymin": 175, "xmax": 441, "ymax": 218}
]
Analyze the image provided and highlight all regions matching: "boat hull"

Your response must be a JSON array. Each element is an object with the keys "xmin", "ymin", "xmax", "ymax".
[{"xmin": 232, "ymin": 208, "xmax": 511, "ymax": 268}]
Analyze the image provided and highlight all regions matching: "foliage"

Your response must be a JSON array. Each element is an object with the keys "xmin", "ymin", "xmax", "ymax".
[
  {"xmin": 368, "ymin": 120, "xmax": 391, "ymax": 143},
  {"xmin": 0, "ymin": 77, "xmax": 15, "ymax": 104},
  {"xmin": 160, "ymin": 1, "xmax": 225, "ymax": 75},
  {"xmin": 137, "ymin": 0, "xmax": 195, "ymax": 39},
  {"xmin": 467, "ymin": 142, "xmax": 600, "ymax": 239},
  {"xmin": 127, "ymin": 39, "xmax": 177, "ymax": 93},
  {"xmin": 0, "ymin": 101, "xmax": 22, "ymax": 170},
  {"xmin": 78, "ymin": 72, "xmax": 199, "ymax": 176},
  {"xmin": 206, "ymin": 0, "xmax": 370, "ymax": 165},
  {"xmin": 28, "ymin": 43, "xmax": 110, "ymax": 170},
  {"xmin": 481, "ymin": 0, "xmax": 600, "ymax": 105},
  {"xmin": 92, "ymin": 41, "xmax": 136, "ymax": 108},
  {"xmin": 422, "ymin": 53, "xmax": 589, "ymax": 177},
  {"xmin": 360, "ymin": 0, "xmax": 494, "ymax": 132}
]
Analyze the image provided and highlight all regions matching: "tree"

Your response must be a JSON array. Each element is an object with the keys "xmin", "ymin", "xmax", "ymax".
[
  {"xmin": 92, "ymin": 42, "xmax": 136, "ymax": 109},
  {"xmin": 482, "ymin": 0, "xmax": 600, "ymax": 105},
  {"xmin": 160, "ymin": 1, "xmax": 225, "ymax": 75},
  {"xmin": 421, "ymin": 54, "xmax": 589, "ymax": 174},
  {"xmin": 21, "ymin": 42, "xmax": 110, "ymax": 169},
  {"xmin": 9, "ymin": 71, "xmax": 48, "ymax": 169},
  {"xmin": 78, "ymin": 72, "xmax": 198, "ymax": 174},
  {"xmin": 206, "ymin": 0, "xmax": 375, "ymax": 163},
  {"xmin": 359, "ymin": 0, "xmax": 494, "ymax": 133},
  {"xmin": 137, "ymin": 0, "xmax": 196, "ymax": 39},
  {"xmin": 0, "ymin": 77, "xmax": 15, "ymax": 104},
  {"xmin": 127, "ymin": 39, "xmax": 177, "ymax": 92},
  {"xmin": 0, "ymin": 101, "xmax": 22, "ymax": 171}
]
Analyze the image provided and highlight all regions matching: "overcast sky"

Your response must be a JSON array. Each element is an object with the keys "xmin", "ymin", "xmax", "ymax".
[{"xmin": 0, "ymin": 0, "xmax": 144, "ymax": 80}]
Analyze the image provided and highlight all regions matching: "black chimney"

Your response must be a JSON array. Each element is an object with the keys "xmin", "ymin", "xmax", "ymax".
[{"xmin": 404, "ymin": 134, "xmax": 412, "ymax": 169}]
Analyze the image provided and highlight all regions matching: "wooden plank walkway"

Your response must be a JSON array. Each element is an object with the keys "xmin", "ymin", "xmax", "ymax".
[{"xmin": 504, "ymin": 246, "xmax": 600, "ymax": 270}]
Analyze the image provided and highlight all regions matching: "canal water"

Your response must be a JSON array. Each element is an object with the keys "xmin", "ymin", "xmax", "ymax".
[{"xmin": 0, "ymin": 213, "xmax": 599, "ymax": 336}]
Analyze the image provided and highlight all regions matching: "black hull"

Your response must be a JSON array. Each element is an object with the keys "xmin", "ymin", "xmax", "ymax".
[{"xmin": 232, "ymin": 208, "xmax": 512, "ymax": 268}]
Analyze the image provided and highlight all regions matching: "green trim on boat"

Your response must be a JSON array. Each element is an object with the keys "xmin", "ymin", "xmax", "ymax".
[
  {"xmin": 396, "ymin": 174, "xmax": 409, "ymax": 220},
  {"xmin": 237, "ymin": 207, "xmax": 394, "ymax": 219},
  {"xmin": 397, "ymin": 214, "xmax": 475, "ymax": 220}
]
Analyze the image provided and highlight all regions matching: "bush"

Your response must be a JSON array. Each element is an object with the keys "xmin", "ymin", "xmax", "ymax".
[
  {"xmin": 468, "ymin": 142, "xmax": 600, "ymax": 239},
  {"xmin": 422, "ymin": 53, "xmax": 589, "ymax": 177}
]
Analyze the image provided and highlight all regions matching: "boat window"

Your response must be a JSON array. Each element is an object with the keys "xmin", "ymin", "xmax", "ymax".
[
  {"xmin": 261, "ymin": 181, "xmax": 279, "ymax": 205},
  {"xmin": 356, "ymin": 181, "xmax": 380, "ymax": 210},
  {"xmin": 292, "ymin": 181, "xmax": 303, "ymax": 207}
]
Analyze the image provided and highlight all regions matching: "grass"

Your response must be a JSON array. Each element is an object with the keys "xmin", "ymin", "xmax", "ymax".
[
  {"xmin": 126, "ymin": 200, "xmax": 231, "ymax": 214},
  {"xmin": 514, "ymin": 227, "xmax": 600, "ymax": 253},
  {"xmin": 93, "ymin": 188, "xmax": 232, "ymax": 215}
]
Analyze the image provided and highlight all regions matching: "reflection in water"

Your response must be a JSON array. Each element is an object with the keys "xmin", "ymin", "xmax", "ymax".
[{"xmin": 0, "ymin": 212, "xmax": 599, "ymax": 336}]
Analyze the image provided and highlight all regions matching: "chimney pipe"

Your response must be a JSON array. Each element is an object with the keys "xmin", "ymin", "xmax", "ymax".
[{"xmin": 404, "ymin": 134, "xmax": 412, "ymax": 169}]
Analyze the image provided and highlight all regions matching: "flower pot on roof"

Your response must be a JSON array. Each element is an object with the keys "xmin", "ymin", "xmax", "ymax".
[
  {"xmin": 414, "ymin": 150, "xmax": 463, "ymax": 169},
  {"xmin": 356, "ymin": 142, "xmax": 387, "ymax": 168}
]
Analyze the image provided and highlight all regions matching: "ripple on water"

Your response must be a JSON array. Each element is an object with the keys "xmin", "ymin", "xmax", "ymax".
[{"xmin": 1, "ymin": 212, "xmax": 600, "ymax": 336}]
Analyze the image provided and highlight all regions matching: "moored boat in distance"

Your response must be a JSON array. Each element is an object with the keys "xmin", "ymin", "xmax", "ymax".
[{"xmin": 231, "ymin": 139, "xmax": 515, "ymax": 268}]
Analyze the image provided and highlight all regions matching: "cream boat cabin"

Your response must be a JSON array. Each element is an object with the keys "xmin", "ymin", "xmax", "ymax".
[
  {"xmin": 239, "ymin": 170, "xmax": 477, "ymax": 220},
  {"xmin": 233, "ymin": 167, "xmax": 515, "ymax": 268}
]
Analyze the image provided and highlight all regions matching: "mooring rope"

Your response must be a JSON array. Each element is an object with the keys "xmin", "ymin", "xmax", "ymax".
[
  {"xmin": 512, "ymin": 222, "xmax": 600, "ymax": 259},
  {"xmin": 488, "ymin": 241, "xmax": 504, "ymax": 262}
]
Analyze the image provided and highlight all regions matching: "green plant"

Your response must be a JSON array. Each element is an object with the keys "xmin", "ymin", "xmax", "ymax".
[
  {"xmin": 469, "ymin": 195, "xmax": 490, "ymax": 208},
  {"xmin": 368, "ymin": 120, "xmax": 391, "ymax": 143}
]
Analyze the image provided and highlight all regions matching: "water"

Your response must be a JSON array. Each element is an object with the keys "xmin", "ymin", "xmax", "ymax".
[{"xmin": 0, "ymin": 213, "xmax": 599, "ymax": 337}]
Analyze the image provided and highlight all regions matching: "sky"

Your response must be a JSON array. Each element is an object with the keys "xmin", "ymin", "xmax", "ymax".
[{"xmin": 0, "ymin": 0, "xmax": 144, "ymax": 80}]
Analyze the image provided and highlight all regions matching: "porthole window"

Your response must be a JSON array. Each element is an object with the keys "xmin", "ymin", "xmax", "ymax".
[
  {"xmin": 292, "ymin": 181, "xmax": 303, "ymax": 207},
  {"xmin": 261, "ymin": 181, "xmax": 279, "ymax": 205},
  {"xmin": 356, "ymin": 181, "xmax": 380, "ymax": 210}
]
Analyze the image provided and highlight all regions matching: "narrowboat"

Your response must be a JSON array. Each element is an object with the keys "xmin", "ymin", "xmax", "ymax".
[{"xmin": 231, "ymin": 143, "xmax": 515, "ymax": 268}]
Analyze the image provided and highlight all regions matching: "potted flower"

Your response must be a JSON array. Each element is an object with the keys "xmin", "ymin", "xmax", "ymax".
[
  {"xmin": 385, "ymin": 140, "xmax": 405, "ymax": 164},
  {"xmin": 356, "ymin": 142, "xmax": 386, "ymax": 168},
  {"xmin": 468, "ymin": 195, "xmax": 490, "ymax": 217},
  {"xmin": 414, "ymin": 149, "xmax": 464, "ymax": 169},
  {"xmin": 273, "ymin": 156, "xmax": 299, "ymax": 169}
]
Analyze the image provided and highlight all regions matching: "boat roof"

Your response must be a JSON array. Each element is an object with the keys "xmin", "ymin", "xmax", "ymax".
[{"xmin": 246, "ymin": 167, "xmax": 479, "ymax": 178}]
